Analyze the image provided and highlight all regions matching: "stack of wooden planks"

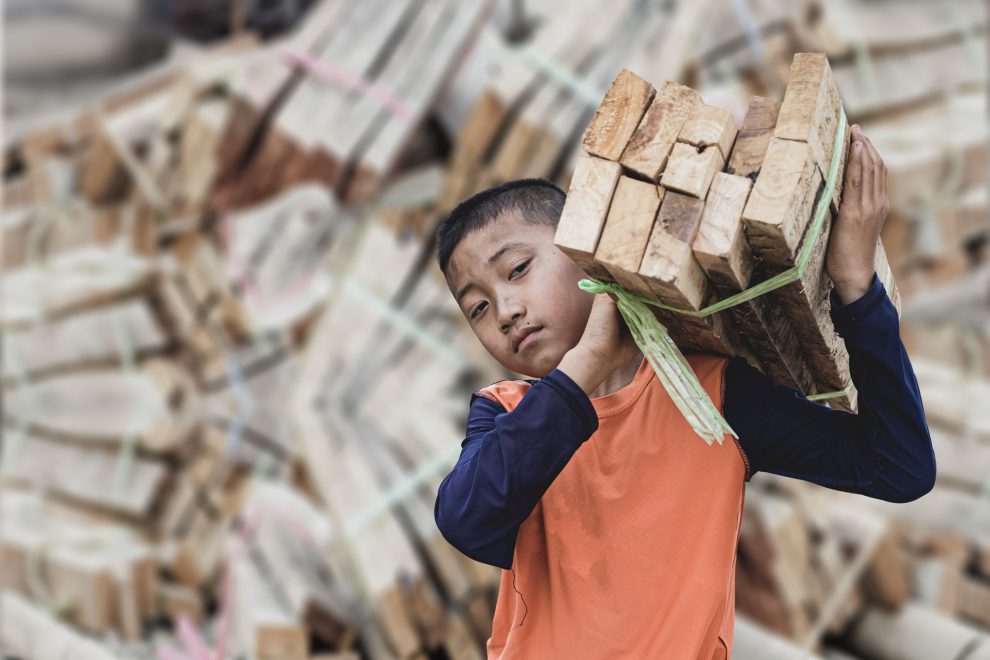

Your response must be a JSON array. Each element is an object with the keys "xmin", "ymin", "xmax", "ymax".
[{"xmin": 552, "ymin": 52, "xmax": 902, "ymax": 411}]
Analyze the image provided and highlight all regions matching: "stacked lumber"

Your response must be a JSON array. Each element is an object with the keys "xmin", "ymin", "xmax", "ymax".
[
  {"xmin": 211, "ymin": 0, "xmax": 492, "ymax": 210},
  {"xmin": 730, "ymin": 350, "xmax": 990, "ymax": 657},
  {"xmin": 553, "ymin": 53, "xmax": 900, "ymax": 411}
]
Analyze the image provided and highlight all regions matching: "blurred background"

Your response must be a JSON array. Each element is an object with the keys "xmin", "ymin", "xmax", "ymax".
[{"xmin": 2, "ymin": 0, "xmax": 988, "ymax": 658}]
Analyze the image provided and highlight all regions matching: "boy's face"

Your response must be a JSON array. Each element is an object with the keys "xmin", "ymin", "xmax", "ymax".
[{"xmin": 444, "ymin": 209, "xmax": 594, "ymax": 378}]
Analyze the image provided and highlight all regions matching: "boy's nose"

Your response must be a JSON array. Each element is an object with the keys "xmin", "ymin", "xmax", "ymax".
[{"xmin": 497, "ymin": 300, "xmax": 525, "ymax": 332}]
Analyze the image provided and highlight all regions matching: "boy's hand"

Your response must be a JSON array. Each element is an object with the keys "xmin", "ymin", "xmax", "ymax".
[
  {"xmin": 826, "ymin": 124, "xmax": 889, "ymax": 305},
  {"xmin": 558, "ymin": 293, "xmax": 642, "ymax": 395}
]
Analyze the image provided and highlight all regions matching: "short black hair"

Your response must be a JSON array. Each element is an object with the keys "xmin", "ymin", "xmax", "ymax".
[{"xmin": 435, "ymin": 178, "xmax": 566, "ymax": 276}]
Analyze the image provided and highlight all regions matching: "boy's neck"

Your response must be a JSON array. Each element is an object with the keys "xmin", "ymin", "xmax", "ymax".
[{"xmin": 589, "ymin": 350, "xmax": 644, "ymax": 400}]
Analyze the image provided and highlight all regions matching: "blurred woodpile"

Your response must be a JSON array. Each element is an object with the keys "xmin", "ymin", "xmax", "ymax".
[{"xmin": 1, "ymin": 0, "xmax": 987, "ymax": 658}]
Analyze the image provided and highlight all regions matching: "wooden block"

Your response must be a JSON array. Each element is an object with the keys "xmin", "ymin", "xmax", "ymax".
[
  {"xmin": 743, "ymin": 133, "xmax": 857, "ymax": 408},
  {"xmin": 678, "ymin": 103, "xmax": 738, "ymax": 160},
  {"xmin": 727, "ymin": 96, "xmax": 781, "ymax": 181},
  {"xmin": 582, "ymin": 69, "xmax": 656, "ymax": 160},
  {"xmin": 620, "ymin": 81, "xmax": 702, "ymax": 180},
  {"xmin": 553, "ymin": 155, "xmax": 622, "ymax": 280},
  {"xmin": 742, "ymin": 138, "xmax": 821, "ymax": 265},
  {"xmin": 638, "ymin": 191, "xmax": 742, "ymax": 355},
  {"xmin": 660, "ymin": 142, "xmax": 724, "ymax": 199},
  {"xmin": 594, "ymin": 176, "xmax": 664, "ymax": 298},
  {"xmin": 861, "ymin": 529, "xmax": 911, "ymax": 609},
  {"xmin": 693, "ymin": 172, "xmax": 814, "ymax": 391},
  {"xmin": 775, "ymin": 53, "xmax": 846, "ymax": 211}
]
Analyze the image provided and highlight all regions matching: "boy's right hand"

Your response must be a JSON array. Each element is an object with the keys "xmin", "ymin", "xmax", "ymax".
[{"xmin": 558, "ymin": 293, "xmax": 643, "ymax": 396}]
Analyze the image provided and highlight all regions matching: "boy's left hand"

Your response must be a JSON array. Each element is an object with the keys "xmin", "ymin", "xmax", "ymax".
[{"xmin": 826, "ymin": 124, "xmax": 890, "ymax": 305}]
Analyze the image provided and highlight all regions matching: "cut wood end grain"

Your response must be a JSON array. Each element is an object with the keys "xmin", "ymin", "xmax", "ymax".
[{"xmin": 582, "ymin": 69, "xmax": 656, "ymax": 161}]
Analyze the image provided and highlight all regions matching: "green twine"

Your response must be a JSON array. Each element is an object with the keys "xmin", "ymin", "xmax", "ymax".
[{"xmin": 578, "ymin": 112, "xmax": 851, "ymax": 442}]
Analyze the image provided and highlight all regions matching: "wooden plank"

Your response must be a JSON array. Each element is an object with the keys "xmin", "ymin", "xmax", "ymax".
[
  {"xmin": 2, "ymin": 297, "xmax": 167, "ymax": 381},
  {"xmin": 481, "ymin": 1, "xmax": 631, "ymax": 184},
  {"xmin": 727, "ymin": 96, "xmax": 781, "ymax": 181},
  {"xmin": 1, "ymin": 247, "xmax": 155, "ymax": 329},
  {"xmin": 5, "ymin": 362, "xmax": 192, "ymax": 453},
  {"xmin": 693, "ymin": 172, "xmax": 814, "ymax": 390},
  {"xmin": 497, "ymin": 0, "xmax": 646, "ymax": 184},
  {"xmin": 2, "ymin": 431, "xmax": 169, "ymax": 517},
  {"xmin": 620, "ymin": 80, "xmax": 702, "ymax": 181},
  {"xmin": 553, "ymin": 155, "xmax": 622, "ymax": 280},
  {"xmin": 348, "ymin": 0, "xmax": 492, "ymax": 203},
  {"xmin": 677, "ymin": 103, "xmax": 738, "ymax": 160},
  {"xmin": 833, "ymin": 35, "xmax": 988, "ymax": 121},
  {"xmin": 743, "ymin": 137, "xmax": 825, "ymax": 265},
  {"xmin": 581, "ymin": 69, "xmax": 656, "ymax": 160},
  {"xmin": 594, "ymin": 176, "xmax": 664, "ymax": 298},
  {"xmin": 743, "ymin": 134, "xmax": 856, "ymax": 406},
  {"xmin": 660, "ymin": 141, "xmax": 725, "ymax": 198},
  {"xmin": 0, "ymin": 591, "xmax": 120, "ymax": 660},
  {"xmin": 278, "ymin": 0, "xmax": 415, "ymax": 194},
  {"xmin": 638, "ymin": 190, "xmax": 742, "ymax": 355},
  {"xmin": 774, "ymin": 52, "xmax": 847, "ymax": 212},
  {"xmin": 592, "ymin": 177, "xmax": 698, "ymax": 347}
]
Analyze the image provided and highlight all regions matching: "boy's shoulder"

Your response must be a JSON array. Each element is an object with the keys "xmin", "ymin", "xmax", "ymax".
[{"xmin": 472, "ymin": 375, "xmax": 540, "ymax": 410}]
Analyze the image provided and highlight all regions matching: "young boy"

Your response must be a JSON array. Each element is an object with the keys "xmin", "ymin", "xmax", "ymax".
[{"xmin": 433, "ymin": 125, "xmax": 935, "ymax": 658}]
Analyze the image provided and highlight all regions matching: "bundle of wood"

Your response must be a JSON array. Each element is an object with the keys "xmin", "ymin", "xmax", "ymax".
[
  {"xmin": 211, "ymin": 0, "xmax": 492, "ymax": 211},
  {"xmin": 552, "ymin": 52, "xmax": 900, "ymax": 411}
]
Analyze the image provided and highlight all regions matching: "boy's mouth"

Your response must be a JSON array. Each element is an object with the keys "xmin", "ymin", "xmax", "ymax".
[{"xmin": 512, "ymin": 326, "xmax": 542, "ymax": 353}]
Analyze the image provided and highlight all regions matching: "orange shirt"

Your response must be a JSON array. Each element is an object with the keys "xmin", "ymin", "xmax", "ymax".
[{"xmin": 475, "ymin": 353, "xmax": 746, "ymax": 659}]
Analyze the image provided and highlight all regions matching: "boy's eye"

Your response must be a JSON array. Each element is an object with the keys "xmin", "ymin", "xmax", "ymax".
[
  {"xmin": 470, "ymin": 301, "xmax": 487, "ymax": 319},
  {"xmin": 511, "ymin": 260, "xmax": 530, "ymax": 277}
]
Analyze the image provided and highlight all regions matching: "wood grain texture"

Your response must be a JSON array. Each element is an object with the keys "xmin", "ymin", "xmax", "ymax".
[
  {"xmin": 693, "ymin": 172, "xmax": 814, "ymax": 391},
  {"xmin": 727, "ymin": 96, "xmax": 781, "ymax": 181},
  {"xmin": 620, "ymin": 81, "xmax": 702, "ymax": 181},
  {"xmin": 639, "ymin": 191, "xmax": 741, "ymax": 355},
  {"xmin": 595, "ymin": 176, "xmax": 664, "ymax": 298},
  {"xmin": 554, "ymin": 155, "xmax": 622, "ymax": 280},
  {"xmin": 774, "ymin": 52, "xmax": 847, "ymax": 211},
  {"xmin": 660, "ymin": 141, "xmax": 724, "ymax": 199},
  {"xmin": 678, "ymin": 103, "xmax": 738, "ymax": 160},
  {"xmin": 582, "ymin": 69, "xmax": 656, "ymax": 160}
]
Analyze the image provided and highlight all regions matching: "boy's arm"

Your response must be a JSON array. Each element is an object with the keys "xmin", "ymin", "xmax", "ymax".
[
  {"xmin": 725, "ymin": 271, "xmax": 937, "ymax": 502},
  {"xmin": 434, "ymin": 368, "xmax": 599, "ymax": 569}
]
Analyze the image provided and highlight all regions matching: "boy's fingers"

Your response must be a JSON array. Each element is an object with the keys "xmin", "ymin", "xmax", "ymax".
[
  {"xmin": 858, "ymin": 136, "xmax": 874, "ymax": 208},
  {"xmin": 844, "ymin": 130, "xmax": 864, "ymax": 200},
  {"xmin": 862, "ymin": 134, "xmax": 884, "ymax": 204}
]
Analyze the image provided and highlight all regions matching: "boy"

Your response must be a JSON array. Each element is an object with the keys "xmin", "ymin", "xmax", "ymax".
[{"xmin": 433, "ymin": 125, "xmax": 935, "ymax": 658}]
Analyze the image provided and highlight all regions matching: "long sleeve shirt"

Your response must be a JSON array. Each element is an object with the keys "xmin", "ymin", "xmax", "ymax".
[{"xmin": 434, "ymin": 272, "xmax": 937, "ymax": 570}]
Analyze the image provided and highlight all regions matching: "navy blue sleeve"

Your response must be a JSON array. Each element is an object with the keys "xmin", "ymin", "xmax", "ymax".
[
  {"xmin": 434, "ymin": 368, "xmax": 599, "ymax": 569},
  {"xmin": 725, "ymin": 272, "xmax": 937, "ymax": 503}
]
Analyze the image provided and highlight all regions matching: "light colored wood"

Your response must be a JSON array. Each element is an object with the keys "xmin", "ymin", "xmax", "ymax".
[
  {"xmin": 347, "ymin": 0, "xmax": 491, "ymax": 203},
  {"xmin": 727, "ymin": 96, "xmax": 781, "ymax": 181},
  {"xmin": 774, "ymin": 52, "xmax": 847, "ymax": 211},
  {"xmin": 693, "ymin": 172, "xmax": 813, "ymax": 390},
  {"xmin": 0, "ymin": 591, "xmax": 120, "ymax": 660},
  {"xmin": 742, "ymin": 137, "xmax": 821, "ymax": 264},
  {"xmin": 849, "ymin": 603, "xmax": 990, "ymax": 660},
  {"xmin": 620, "ymin": 81, "xmax": 702, "ymax": 181},
  {"xmin": 582, "ymin": 69, "xmax": 656, "ymax": 160},
  {"xmin": 638, "ymin": 191, "xmax": 742, "ymax": 355},
  {"xmin": 594, "ymin": 177, "xmax": 664, "ymax": 298},
  {"xmin": 660, "ymin": 141, "xmax": 724, "ymax": 199},
  {"xmin": 677, "ymin": 103, "xmax": 738, "ymax": 160},
  {"xmin": 553, "ymin": 155, "xmax": 622, "ymax": 280}
]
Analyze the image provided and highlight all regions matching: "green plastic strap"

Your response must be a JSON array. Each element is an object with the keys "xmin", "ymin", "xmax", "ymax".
[
  {"xmin": 577, "ymin": 113, "xmax": 850, "ymax": 437},
  {"xmin": 519, "ymin": 46, "xmax": 604, "ymax": 107},
  {"xmin": 579, "ymin": 278, "xmax": 736, "ymax": 445}
]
